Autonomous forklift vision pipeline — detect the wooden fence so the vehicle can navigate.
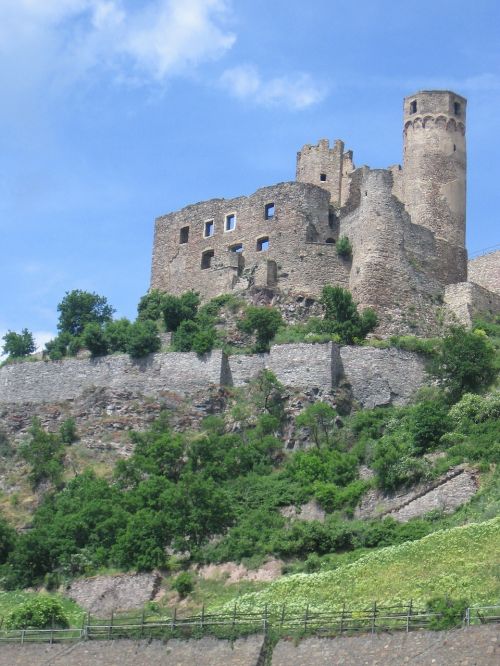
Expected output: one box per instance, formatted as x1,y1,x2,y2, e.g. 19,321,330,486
0,603,498,644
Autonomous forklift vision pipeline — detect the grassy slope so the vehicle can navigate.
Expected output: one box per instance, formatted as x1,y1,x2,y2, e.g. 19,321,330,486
217,517,500,613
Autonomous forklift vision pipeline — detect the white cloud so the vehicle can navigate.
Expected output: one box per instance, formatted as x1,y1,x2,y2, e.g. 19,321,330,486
0,0,236,84
220,65,326,110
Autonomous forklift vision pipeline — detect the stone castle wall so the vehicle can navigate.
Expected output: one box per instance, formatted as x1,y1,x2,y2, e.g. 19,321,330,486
444,281,500,327
469,250,500,296
0,344,427,410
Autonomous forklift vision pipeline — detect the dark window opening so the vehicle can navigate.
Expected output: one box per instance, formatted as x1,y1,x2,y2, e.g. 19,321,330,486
204,220,214,237
453,144,457,152
201,249,214,269
265,203,275,220
225,214,236,231
454,101,461,116
320,173,327,182
257,237,269,252
230,243,243,253
410,100,417,114
179,226,189,244
325,238,336,244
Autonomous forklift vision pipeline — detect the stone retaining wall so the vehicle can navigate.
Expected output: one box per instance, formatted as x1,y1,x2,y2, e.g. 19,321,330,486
0,344,426,409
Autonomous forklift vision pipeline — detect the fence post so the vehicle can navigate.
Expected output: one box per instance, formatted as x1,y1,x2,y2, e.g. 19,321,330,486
340,603,345,634
50,613,55,645
140,608,145,639
406,600,413,633
232,603,237,631
108,611,114,640
263,604,268,635
371,602,377,634
21,629,25,645
304,605,309,632
200,605,205,630
465,607,470,627
171,607,177,632
280,604,286,630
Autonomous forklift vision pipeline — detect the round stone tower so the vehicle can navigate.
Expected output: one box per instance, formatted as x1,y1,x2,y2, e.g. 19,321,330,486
403,90,466,250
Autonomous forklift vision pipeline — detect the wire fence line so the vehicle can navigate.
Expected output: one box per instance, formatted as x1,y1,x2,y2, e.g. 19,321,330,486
0,603,499,644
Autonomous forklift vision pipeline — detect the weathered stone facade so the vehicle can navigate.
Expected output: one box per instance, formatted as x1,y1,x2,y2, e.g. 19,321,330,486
0,345,426,411
150,90,500,335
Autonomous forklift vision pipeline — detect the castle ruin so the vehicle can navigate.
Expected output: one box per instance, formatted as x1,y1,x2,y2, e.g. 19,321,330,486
150,90,500,335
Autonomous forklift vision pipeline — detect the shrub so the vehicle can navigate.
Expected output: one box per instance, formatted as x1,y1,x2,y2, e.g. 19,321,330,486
57,290,114,336
163,291,200,332
296,402,337,447
0,515,17,564
336,235,352,258
2,329,36,358
238,306,283,352
19,419,65,489
126,320,161,358
318,285,377,344
105,318,132,353
171,571,195,598
59,418,78,444
44,332,73,361
137,289,167,322
5,596,69,629
82,322,109,357
430,326,497,402
425,596,468,630
408,400,450,454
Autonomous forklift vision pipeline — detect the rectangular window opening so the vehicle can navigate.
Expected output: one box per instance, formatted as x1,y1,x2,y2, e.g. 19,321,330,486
410,100,417,114
264,203,275,220
454,101,461,116
179,226,189,244
204,220,214,237
201,249,214,269
320,173,327,182
257,237,269,252
225,214,236,231
230,243,243,253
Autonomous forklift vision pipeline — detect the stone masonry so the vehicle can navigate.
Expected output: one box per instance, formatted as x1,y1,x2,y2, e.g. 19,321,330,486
150,90,500,336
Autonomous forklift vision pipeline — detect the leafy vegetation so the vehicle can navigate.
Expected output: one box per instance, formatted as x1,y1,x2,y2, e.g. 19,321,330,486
238,306,284,353
5,595,69,629
1,329,36,359
336,235,352,258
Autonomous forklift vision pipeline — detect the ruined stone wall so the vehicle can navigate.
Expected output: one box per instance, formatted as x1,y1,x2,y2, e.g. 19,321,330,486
444,281,500,327
340,168,448,336
0,345,427,410
150,182,348,301
296,138,345,203
469,250,500,296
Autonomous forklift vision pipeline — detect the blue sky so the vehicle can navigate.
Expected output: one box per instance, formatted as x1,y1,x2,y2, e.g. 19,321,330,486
1,0,499,350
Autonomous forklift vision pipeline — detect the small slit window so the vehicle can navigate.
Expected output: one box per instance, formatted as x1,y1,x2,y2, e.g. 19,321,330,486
179,226,189,244
320,173,327,182
201,249,214,269
410,100,417,114
264,203,275,220
454,101,461,116
257,237,269,252
325,238,336,244
225,214,236,231
204,220,214,237
230,243,243,253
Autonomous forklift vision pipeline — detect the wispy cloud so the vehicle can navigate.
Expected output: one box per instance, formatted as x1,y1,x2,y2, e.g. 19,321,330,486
0,0,236,85
220,65,327,110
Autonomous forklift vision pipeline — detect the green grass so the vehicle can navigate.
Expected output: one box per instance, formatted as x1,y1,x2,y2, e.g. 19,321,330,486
0,591,85,628
216,517,500,614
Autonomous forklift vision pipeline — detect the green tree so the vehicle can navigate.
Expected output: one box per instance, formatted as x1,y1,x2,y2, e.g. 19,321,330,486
2,329,36,358
105,318,132,353
319,285,377,344
430,327,497,402
171,572,195,598
163,291,200,332
238,306,283,352
19,419,65,489
126,320,161,358
409,400,450,454
137,289,168,322
0,515,16,564
82,322,109,357
296,402,337,447
57,290,114,336
5,596,69,629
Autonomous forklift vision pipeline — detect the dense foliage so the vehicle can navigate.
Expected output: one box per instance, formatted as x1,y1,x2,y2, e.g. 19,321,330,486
5,596,69,629
57,290,115,337
1,329,36,359
238,306,284,352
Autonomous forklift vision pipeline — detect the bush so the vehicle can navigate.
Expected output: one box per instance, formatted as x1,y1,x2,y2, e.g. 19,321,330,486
44,332,73,361
425,596,468,630
336,235,352,258
163,292,200,332
238,306,283,352
59,418,77,444
19,419,65,488
57,290,114,336
105,318,132,353
171,571,195,598
430,326,497,402
296,402,337,447
137,289,167,322
318,285,377,344
5,596,69,629
409,400,450,454
82,322,109,357
2,329,36,359
126,320,161,358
